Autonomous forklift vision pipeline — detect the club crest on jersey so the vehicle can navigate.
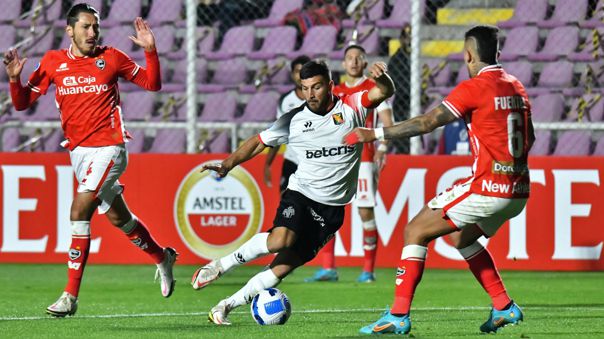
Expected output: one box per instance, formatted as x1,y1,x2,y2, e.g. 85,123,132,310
332,112,344,125
95,58,106,70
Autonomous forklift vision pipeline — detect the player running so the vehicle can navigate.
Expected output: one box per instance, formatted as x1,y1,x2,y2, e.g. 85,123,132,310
4,3,177,317
263,55,310,193
345,25,534,334
191,60,395,325
305,44,394,283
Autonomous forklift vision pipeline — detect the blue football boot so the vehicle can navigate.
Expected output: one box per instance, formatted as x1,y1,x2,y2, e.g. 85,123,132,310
359,308,411,335
357,271,376,283
480,302,524,333
303,268,338,282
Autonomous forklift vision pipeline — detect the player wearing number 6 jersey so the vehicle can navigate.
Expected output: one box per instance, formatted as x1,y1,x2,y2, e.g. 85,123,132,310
345,25,535,335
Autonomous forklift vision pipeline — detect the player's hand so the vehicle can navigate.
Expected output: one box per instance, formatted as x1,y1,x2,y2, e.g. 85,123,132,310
374,149,386,171
367,62,387,80
343,127,377,145
4,49,26,82
129,17,156,52
263,166,272,188
200,162,229,178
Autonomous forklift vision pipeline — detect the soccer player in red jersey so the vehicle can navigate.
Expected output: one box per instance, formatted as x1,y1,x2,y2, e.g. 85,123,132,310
3,3,177,317
305,44,394,283
345,25,535,334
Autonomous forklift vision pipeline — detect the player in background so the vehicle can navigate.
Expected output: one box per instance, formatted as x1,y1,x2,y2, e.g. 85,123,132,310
305,44,394,283
345,25,534,334
4,3,177,317
191,60,395,325
263,55,311,193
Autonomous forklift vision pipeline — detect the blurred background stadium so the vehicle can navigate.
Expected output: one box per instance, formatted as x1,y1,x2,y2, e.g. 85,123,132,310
0,0,602,155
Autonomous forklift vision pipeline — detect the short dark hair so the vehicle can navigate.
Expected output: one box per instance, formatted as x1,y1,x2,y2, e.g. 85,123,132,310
465,25,499,65
66,3,100,27
291,55,311,71
344,44,366,56
300,60,331,81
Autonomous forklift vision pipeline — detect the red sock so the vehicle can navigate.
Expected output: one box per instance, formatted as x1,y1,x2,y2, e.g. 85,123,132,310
125,218,164,264
362,225,378,273
465,246,511,310
64,235,90,297
322,238,336,269
391,245,427,315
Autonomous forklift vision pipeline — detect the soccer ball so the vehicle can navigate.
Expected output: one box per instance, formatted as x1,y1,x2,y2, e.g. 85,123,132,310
250,288,291,325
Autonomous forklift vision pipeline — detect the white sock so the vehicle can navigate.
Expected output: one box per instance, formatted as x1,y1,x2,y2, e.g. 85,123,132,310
219,232,270,272
225,269,280,309
458,241,485,260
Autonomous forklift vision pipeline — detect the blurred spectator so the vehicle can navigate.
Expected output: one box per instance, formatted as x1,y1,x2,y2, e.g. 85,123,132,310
387,25,411,153
197,0,270,35
282,0,345,38
438,120,470,155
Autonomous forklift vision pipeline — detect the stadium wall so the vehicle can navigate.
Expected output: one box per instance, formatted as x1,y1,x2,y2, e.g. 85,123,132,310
0,153,602,271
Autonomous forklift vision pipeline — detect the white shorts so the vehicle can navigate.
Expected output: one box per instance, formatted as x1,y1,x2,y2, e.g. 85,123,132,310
428,180,527,237
70,144,128,214
355,162,378,208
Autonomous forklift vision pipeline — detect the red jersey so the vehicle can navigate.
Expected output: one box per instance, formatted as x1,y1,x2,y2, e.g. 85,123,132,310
11,46,161,150
333,77,390,162
442,65,532,198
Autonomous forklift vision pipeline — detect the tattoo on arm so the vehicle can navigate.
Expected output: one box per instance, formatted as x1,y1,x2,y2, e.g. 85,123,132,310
383,104,458,140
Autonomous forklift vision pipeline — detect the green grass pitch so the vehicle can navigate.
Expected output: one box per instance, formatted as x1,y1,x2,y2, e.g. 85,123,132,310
2,264,603,338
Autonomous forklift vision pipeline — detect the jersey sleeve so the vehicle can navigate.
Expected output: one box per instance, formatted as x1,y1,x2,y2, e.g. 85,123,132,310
26,53,53,95
442,81,476,119
114,48,141,81
376,98,391,112
343,91,372,121
258,111,294,147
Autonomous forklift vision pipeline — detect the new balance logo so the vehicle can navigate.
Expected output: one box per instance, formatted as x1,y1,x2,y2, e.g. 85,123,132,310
68,261,81,270
56,63,69,72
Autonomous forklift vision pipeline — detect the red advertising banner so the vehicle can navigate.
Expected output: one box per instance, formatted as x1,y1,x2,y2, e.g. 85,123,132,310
0,153,602,271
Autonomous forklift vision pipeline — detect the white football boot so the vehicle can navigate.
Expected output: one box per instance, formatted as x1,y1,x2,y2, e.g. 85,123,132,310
208,299,233,325
155,247,178,297
191,260,223,290
46,292,78,317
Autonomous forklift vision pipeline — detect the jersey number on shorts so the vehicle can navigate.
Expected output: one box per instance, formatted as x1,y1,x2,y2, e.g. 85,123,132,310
358,178,369,192
507,112,524,158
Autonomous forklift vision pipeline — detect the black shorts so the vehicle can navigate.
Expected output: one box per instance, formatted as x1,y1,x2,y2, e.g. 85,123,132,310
279,159,298,193
272,190,345,263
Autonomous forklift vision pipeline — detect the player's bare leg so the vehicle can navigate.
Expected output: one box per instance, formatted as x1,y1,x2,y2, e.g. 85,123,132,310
449,227,522,333
47,191,98,317
208,249,303,325
358,206,378,282
193,227,297,290
107,194,177,298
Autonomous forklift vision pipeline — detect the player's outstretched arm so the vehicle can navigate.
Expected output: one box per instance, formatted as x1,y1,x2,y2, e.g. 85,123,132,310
344,103,457,145
201,135,267,178
366,62,395,106
263,146,279,187
129,17,156,52
4,49,40,110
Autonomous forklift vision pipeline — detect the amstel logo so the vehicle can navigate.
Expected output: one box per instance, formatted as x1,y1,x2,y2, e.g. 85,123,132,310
174,162,263,259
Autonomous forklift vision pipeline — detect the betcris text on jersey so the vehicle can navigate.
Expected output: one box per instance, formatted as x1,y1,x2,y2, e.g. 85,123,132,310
305,145,356,159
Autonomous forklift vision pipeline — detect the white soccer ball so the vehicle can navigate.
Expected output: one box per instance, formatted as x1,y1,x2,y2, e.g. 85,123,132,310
250,288,291,325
